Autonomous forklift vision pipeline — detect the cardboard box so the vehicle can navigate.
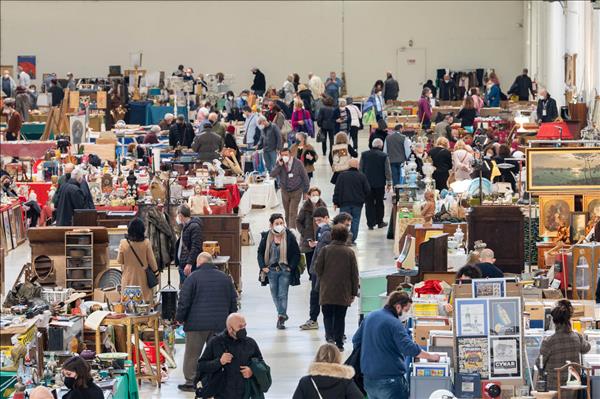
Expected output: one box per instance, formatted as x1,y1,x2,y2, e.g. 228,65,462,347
414,317,451,347
524,301,545,329
542,288,563,299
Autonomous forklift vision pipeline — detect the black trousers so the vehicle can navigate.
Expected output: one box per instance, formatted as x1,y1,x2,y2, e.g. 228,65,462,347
365,187,385,227
349,126,359,151
322,304,348,346
321,128,335,155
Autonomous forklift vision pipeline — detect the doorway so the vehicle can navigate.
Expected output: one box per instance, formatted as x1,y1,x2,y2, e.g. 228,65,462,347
396,48,427,100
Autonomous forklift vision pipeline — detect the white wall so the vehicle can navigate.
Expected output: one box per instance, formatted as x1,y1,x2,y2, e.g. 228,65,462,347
0,1,525,98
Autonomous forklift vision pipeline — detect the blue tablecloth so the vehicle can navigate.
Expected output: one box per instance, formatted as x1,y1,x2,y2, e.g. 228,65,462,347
146,106,188,125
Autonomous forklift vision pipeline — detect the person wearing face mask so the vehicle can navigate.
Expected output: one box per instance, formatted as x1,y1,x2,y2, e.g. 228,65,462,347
270,147,310,229
383,72,399,103
55,168,86,226
439,73,457,101
296,187,327,269
1,70,16,98
536,88,558,123
174,205,204,285
48,78,65,107
300,210,353,331
169,114,194,148
257,213,301,329
196,313,266,399
333,158,371,244
352,291,440,399
2,99,23,141
175,252,238,392
242,106,260,147
290,132,318,180
484,76,501,107
360,138,392,230
61,355,103,399
28,85,38,110
314,224,359,351
256,115,283,173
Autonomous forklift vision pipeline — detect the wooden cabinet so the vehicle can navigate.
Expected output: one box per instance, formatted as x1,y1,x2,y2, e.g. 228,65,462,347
198,215,242,290
467,206,524,274
572,243,600,300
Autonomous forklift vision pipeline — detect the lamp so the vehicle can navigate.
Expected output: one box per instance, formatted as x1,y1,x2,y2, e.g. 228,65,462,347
514,111,529,133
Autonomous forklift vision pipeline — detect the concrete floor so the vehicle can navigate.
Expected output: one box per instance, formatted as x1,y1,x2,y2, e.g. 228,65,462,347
3,133,396,398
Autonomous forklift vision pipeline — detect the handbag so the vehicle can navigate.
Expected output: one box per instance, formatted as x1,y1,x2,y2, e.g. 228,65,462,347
303,110,314,137
195,365,226,398
377,117,388,130
127,239,159,289
310,378,323,399
316,128,324,143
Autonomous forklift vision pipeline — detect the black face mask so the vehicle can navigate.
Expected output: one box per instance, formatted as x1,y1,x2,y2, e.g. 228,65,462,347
64,376,76,389
235,328,247,340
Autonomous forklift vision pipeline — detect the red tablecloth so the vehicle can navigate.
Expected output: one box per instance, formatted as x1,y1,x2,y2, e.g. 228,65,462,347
537,121,573,139
15,182,52,205
1,141,56,158
208,184,240,213
95,205,137,212
211,203,229,215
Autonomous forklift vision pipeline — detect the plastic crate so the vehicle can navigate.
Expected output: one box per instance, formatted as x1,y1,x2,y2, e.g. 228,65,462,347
41,288,73,304
132,341,165,366
409,375,453,399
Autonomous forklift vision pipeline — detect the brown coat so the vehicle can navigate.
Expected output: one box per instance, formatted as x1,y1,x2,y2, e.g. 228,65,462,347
539,325,591,395
117,239,159,302
290,143,318,173
296,197,327,252
314,241,359,306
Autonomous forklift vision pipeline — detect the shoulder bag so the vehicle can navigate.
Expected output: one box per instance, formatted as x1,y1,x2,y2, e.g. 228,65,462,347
127,239,159,289
310,378,323,399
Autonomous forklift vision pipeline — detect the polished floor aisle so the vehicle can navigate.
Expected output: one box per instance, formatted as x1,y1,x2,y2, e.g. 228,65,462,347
4,133,397,398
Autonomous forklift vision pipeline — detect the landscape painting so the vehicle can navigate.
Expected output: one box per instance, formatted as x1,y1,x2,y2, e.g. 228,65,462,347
527,148,600,192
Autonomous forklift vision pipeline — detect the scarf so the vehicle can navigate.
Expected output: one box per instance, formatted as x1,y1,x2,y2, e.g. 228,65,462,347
264,229,288,267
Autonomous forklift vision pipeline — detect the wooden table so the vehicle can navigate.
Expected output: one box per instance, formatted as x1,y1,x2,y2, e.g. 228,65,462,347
94,313,161,388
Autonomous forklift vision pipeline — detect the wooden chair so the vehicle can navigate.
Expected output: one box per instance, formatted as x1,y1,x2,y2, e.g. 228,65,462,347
554,362,591,399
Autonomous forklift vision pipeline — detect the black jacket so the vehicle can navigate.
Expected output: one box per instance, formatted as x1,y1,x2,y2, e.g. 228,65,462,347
368,129,388,149
55,179,86,226
508,74,533,100
298,89,314,117
293,362,363,399
175,264,238,331
457,107,477,128
537,96,559,123
257,229,301,271
63,380,104,399
48,85,65,106
317,105,336,131
333,168,371,207
439,80,456,101
176,217,204,267
476,262,504,278
251,70,266,92
80,179,95,210
383,78,399,102
359,149,391,189
169,122,195,147
197,330,263,399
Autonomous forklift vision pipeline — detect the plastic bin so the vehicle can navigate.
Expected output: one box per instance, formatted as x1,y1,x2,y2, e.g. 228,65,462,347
132,341,165,366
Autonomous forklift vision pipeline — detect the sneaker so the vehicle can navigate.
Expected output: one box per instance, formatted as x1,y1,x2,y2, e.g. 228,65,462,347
378,222,388,228
177,384,195,392
276,316,286,330
299,320,319,330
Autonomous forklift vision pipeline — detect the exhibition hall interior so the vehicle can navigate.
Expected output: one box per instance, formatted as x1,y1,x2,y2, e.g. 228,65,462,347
2,1,600,398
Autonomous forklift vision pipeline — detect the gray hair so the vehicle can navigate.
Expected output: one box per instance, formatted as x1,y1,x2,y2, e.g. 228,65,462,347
256,115,267,124
164,113,174,120
338,98,347,107
372,138,384,149
196,252,213,265
150,125,161,133
71,168,84,181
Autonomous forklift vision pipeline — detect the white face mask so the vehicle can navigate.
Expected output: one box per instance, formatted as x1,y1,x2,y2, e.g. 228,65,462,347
228,96,233,100
273,224,285,234
310,195,320,204
317,222,327,228
241,96,248,101
399,313,410,322
281,156,290,163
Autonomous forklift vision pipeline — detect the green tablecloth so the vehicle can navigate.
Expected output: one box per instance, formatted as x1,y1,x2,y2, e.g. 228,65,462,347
0,371,17,398
0,122,50,140
113,364,139,399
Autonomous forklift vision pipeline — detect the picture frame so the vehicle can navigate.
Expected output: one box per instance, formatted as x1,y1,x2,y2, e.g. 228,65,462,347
472,278,506,298
583,194,600,220
2,208,14,250
456,298,488,336
490,336,521,378
539,195,575,237
457,336,489,378
107,227,127,266
489,298,521,336
570,212,589,243
526,147,600,192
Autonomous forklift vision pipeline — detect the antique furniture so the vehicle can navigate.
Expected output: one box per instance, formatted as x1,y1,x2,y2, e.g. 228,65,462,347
571,243,600,300
198,215,242,290
65,231,94,293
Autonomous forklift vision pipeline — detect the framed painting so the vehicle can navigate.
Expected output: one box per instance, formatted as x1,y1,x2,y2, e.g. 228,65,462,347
539,195,575,237
17,56,36,79
570,212,589,243
490,336,521,378
457,336,489,378
583,195,600,220
107,227,127,266
456,298,488,337
472,278,506,298
489,297,521,336
526,147,600,192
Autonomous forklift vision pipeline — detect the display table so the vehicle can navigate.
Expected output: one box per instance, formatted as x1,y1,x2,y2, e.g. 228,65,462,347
208,184,240,213
147,105,188,124
16,182,52,205
394,216,425,256
0,141,56,158
126,101,153,125
94,313,161,388
447,251,468,272
238,180,279,215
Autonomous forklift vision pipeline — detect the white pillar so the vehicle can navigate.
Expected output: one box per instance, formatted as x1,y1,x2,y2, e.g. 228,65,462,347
565,0,585,99
544,1,566,107
593,7,600,99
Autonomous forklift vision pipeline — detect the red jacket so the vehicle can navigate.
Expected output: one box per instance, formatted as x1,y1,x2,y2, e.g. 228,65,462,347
291,109,310,131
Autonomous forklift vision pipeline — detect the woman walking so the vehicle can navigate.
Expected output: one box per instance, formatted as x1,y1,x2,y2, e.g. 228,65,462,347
257,213,301,330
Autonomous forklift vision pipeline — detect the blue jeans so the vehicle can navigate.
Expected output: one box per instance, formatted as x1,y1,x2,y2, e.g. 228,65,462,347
263,150,277,173
267,268,290,317
391,163,404,186
364,376,409,399
340,205,362,243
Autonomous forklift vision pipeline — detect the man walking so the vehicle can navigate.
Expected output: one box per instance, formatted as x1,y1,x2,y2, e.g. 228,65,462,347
360,138,392,230
384,125,411,185
383,72,399,102
197,313,265,399
251,68,266,97
175,205,203,285
325,72,343,104
176,252,238,392
508,68,535,101
333,158,370,244
257,115,282,172
270,147,309,229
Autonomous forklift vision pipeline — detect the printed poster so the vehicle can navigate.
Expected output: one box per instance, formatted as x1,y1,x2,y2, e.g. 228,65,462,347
490,337,521,378
17,55,36,79
457,337,489,378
